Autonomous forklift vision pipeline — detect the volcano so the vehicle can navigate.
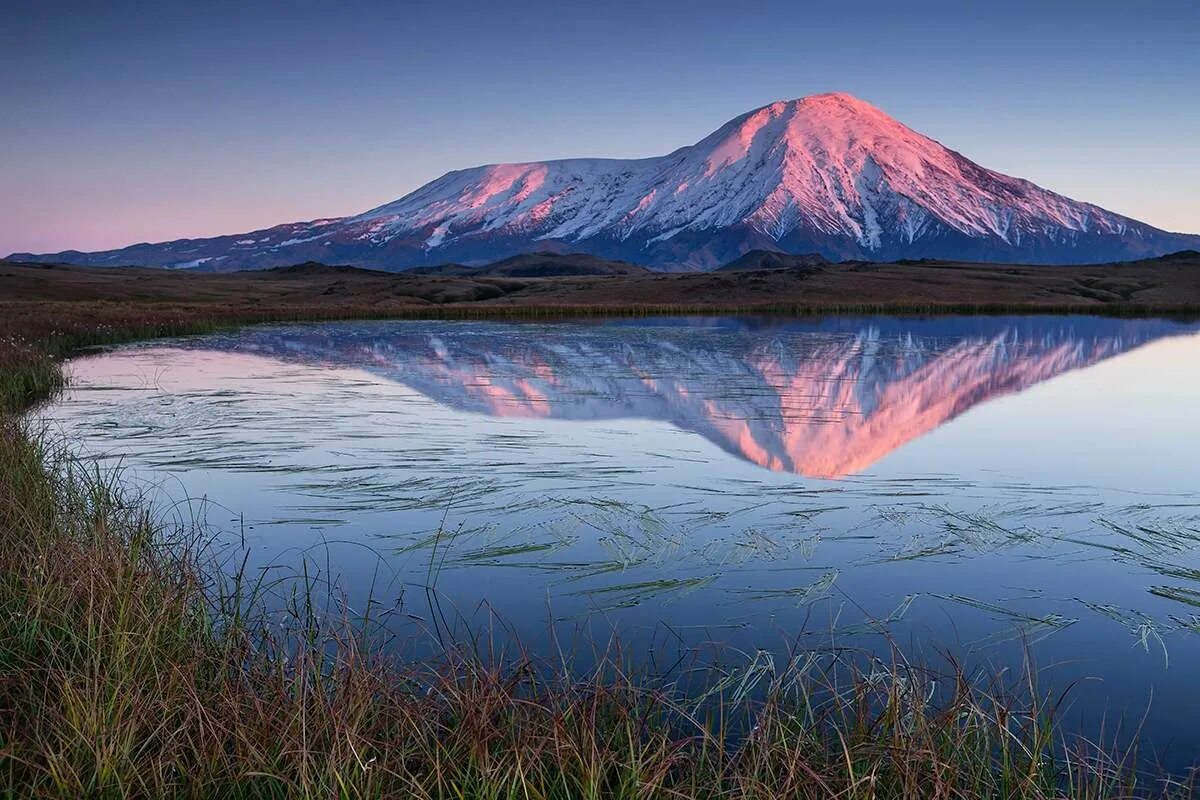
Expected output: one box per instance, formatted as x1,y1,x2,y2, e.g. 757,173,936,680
14,93,1199,271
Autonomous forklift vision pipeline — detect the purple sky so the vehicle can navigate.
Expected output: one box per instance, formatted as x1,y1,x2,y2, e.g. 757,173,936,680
3,0,1198,256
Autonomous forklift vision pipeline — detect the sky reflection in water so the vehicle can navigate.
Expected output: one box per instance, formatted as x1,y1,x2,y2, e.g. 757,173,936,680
42,315,1200,761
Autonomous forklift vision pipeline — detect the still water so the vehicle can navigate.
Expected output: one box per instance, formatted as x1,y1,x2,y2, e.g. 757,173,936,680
43,316,1200,759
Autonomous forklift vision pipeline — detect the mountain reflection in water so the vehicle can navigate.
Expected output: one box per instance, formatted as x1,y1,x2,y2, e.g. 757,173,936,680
186,316,1197,477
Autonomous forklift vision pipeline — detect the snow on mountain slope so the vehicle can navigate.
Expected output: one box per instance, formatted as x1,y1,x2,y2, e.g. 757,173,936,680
12,93,1200,270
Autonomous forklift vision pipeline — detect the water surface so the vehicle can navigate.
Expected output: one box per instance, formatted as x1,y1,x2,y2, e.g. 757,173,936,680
44,315,1200,761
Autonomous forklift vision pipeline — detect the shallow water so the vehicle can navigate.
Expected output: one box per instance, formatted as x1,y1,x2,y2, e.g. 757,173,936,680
43,315,1200,762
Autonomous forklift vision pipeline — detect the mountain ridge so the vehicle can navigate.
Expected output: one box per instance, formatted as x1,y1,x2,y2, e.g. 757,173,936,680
405,251,649,278
12,93,1199,271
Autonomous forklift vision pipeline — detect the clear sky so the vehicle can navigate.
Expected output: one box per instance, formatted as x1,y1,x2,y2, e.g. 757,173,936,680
3,0,1198,256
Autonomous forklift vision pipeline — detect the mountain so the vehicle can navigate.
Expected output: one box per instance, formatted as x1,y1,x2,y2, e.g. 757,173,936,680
12,93,1199,271
183,316,1200,477
716,250,829,271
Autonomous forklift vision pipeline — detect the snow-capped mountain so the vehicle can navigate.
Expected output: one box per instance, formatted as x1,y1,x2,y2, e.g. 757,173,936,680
13,93,1199,271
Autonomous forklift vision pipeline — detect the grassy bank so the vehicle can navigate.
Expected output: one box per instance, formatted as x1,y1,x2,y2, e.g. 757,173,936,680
1,310,1197,798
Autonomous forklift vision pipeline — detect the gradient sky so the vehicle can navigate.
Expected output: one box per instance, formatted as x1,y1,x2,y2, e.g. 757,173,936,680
3,0,1198,256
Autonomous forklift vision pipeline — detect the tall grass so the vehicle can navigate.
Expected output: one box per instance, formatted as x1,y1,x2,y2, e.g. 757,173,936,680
1,308,1197,797
0,338,63,413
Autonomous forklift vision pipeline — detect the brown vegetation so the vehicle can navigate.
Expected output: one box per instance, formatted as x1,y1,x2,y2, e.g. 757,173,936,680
3,251,1199,321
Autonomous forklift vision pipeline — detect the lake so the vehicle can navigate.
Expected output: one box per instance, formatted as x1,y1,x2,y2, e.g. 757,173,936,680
42,315,1200,763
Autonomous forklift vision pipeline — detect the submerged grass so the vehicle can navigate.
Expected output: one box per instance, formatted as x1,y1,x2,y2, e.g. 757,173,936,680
2,308,1199,797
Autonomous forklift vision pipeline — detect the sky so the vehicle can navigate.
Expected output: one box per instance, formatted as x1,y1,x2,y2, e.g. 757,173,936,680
2,0,1198,256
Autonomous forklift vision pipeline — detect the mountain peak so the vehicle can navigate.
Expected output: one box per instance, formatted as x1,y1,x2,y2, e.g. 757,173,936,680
746,92,894,126
784,91,879,110
699,92,930,186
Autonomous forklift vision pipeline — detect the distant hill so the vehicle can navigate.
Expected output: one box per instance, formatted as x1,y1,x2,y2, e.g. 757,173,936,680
265,261,392,277
716,250,829,271
407,252,649,278
1156,249,1200,262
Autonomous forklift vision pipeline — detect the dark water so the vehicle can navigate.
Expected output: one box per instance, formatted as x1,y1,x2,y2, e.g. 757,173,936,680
43,315,1200,764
